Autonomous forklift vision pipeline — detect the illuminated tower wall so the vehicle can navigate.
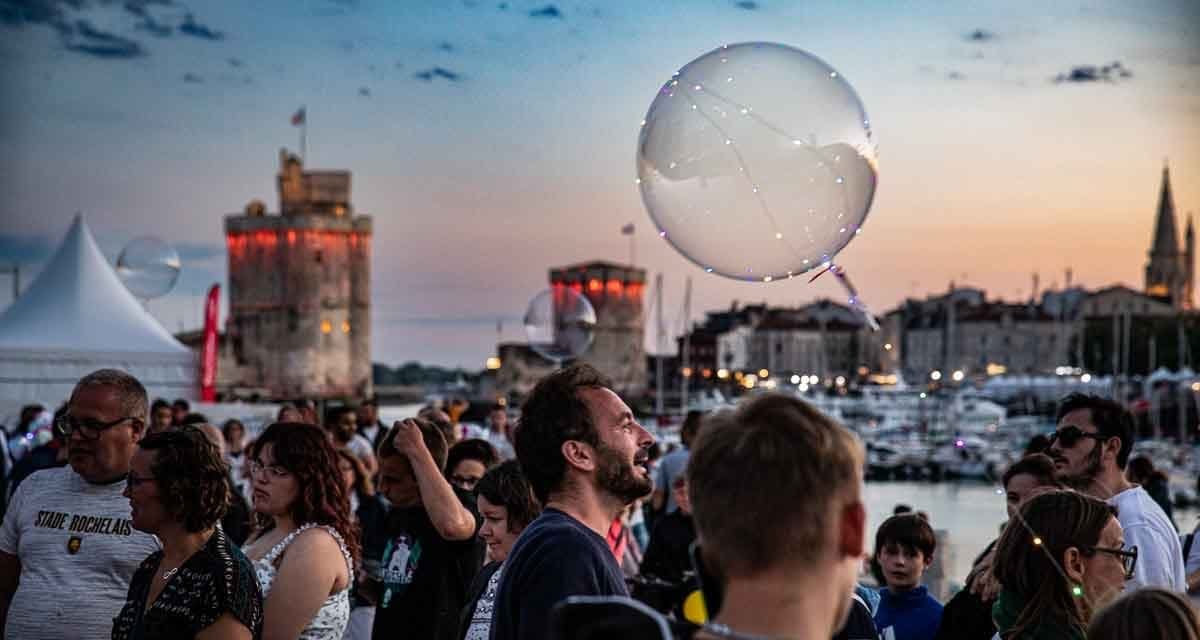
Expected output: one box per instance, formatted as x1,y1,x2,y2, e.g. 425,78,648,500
224,149,372,399
549,261,647,395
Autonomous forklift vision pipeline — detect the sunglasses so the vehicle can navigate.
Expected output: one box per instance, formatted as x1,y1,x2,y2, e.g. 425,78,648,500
1082,544,1138,580
1047,425,1107,449
56,413,137,440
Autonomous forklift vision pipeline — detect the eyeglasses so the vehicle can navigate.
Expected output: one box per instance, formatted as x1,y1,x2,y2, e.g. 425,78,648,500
56,413,137,440
249,460,291,480
1082,544,1138,580
125,473,156,490
1047,425,1107,449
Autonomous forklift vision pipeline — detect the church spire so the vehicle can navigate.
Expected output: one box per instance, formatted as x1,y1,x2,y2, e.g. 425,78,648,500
1150,162,1179,258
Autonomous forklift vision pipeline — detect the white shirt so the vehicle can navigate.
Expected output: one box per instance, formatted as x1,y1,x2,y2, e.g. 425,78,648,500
344,434,375,462
1109,485,1186,591
0,466,160,640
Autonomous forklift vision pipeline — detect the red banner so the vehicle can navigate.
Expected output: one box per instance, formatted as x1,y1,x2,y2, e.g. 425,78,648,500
200,284,220,402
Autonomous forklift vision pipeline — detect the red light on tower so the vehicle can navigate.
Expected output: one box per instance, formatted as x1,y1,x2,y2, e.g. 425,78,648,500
569,282,582,294
606,279,623,294
588,279,603,293
287,230,296,245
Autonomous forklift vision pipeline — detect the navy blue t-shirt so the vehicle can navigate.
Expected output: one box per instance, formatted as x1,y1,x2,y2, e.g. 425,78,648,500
489,508,627,640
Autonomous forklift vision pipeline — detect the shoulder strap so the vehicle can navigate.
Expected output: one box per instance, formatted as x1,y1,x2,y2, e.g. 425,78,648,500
264,522,318,563
1184,532,1195,559
316,524,355,583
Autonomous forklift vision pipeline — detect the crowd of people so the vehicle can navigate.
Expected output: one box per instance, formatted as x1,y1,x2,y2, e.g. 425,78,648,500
1,366,1200,639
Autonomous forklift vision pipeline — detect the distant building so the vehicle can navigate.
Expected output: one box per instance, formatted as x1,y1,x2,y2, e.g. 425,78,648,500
548,262,648,395
221,149,372,400
1145,163,1194,309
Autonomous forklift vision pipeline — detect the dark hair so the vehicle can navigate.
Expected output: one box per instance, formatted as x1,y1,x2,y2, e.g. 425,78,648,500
688,392,863,578
181,412,209,426
475,459,541,533
221,419,245,440
138,425,229,532
1056,393,1136,468
516,364,613,503
993,490,1117,638
335,448,375,498
325,405,355,428
250,423,361,564
1024,434,1050,456
1088,588,1200,640
874,513,936,561
73,369,149,423
446,439,499,476
893,504,913,515
377,417,449,471
681,410,704,446
1126,455,1168,485
150,399,170,413
172,398,190,411
1002,453,1060,489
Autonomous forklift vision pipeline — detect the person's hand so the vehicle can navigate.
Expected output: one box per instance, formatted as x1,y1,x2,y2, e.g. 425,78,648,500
391,418,430,459
968,550,1000,601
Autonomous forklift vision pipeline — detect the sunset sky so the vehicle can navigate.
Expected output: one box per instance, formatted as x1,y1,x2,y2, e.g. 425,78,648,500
1,0,1198,368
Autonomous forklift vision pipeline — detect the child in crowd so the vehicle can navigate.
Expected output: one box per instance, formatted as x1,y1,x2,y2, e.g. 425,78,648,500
873,514,943,640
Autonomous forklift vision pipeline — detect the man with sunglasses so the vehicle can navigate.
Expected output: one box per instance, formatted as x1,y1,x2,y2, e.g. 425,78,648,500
0,369,159,639
1049,392,1185,592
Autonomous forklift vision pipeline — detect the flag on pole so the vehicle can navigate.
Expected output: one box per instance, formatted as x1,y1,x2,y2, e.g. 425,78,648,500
291,107,306,126
621,223,635,235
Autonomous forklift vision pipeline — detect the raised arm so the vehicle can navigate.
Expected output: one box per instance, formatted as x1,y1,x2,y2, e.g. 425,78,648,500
393,419,477,541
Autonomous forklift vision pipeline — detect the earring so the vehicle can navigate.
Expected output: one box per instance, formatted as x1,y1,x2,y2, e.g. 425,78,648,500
1071,585,1083,597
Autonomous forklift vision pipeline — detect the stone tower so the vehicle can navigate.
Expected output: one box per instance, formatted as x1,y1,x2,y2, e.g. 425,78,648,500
548,261,647,395
1145,163,1192,309
224,149,372,399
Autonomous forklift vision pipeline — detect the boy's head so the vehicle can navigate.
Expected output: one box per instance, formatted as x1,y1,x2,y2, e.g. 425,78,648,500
873,514,935,592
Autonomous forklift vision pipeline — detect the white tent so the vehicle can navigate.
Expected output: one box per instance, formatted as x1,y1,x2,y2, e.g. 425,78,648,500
0,215,197,421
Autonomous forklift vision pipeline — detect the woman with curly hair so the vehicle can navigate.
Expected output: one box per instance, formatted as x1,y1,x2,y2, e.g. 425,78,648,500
113,425,263,640
992,490,1133,640
242,423,360,640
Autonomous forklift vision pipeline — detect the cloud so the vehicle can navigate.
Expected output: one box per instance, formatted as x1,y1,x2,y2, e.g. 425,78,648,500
183,72,202,83
413,67,462,82
947,70,965,80
66,19,145,58
179,13,222,40
0,0,72,35
437,41,455,53
228,57,242,67
966,29,994,42
358,86,371,96
1053,61,1132,84
734,1,759,9
0,233,55,263
529,5,562,19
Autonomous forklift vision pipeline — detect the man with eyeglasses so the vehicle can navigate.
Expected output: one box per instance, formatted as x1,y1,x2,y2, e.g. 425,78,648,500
1049,392,1185,592
0,369,160,639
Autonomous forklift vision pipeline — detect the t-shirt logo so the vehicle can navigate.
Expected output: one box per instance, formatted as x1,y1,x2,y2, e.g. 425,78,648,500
67,536,82,554
380,534,421,608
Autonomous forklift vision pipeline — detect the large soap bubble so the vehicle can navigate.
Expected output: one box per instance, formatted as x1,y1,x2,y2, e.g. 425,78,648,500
116,236,182,300
523,287,597,365
637,42,878,282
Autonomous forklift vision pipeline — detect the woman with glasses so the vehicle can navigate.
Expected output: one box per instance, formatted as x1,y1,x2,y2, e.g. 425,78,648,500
112,425,263,639
992,490,1134,640
242,423,360,640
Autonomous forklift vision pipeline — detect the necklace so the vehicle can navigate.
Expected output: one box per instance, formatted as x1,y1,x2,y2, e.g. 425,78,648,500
161,566,180,580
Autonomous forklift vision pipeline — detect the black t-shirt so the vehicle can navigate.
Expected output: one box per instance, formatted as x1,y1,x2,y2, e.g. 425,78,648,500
640,511,696,584
490,508,628,640
368,486,484,640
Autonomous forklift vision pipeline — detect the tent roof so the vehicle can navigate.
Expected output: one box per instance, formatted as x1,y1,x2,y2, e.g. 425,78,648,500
0,215,189,354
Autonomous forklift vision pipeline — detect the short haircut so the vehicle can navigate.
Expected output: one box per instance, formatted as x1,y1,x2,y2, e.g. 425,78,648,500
221,419,245,439
475,459,541,533
377,417,449,471
874,514,936,560
515,364,613,503
181,412,209,426
687,392,864,578
138,425,229,532
1056,393,1136,468
172,398,190,411
446,439,499,474
1002,453,1060,489
417,407,456,446
1088,588,1200,640
72,369,148,423
151,398,170,413
681,410,704,446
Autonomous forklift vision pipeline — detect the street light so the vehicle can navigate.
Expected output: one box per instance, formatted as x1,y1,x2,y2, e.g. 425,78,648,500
930,370,942,381
790,374,801,384
951,370,964,382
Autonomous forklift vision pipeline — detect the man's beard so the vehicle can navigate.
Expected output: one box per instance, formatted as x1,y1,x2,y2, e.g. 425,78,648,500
1056,444,1103,491
595,441,652,505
